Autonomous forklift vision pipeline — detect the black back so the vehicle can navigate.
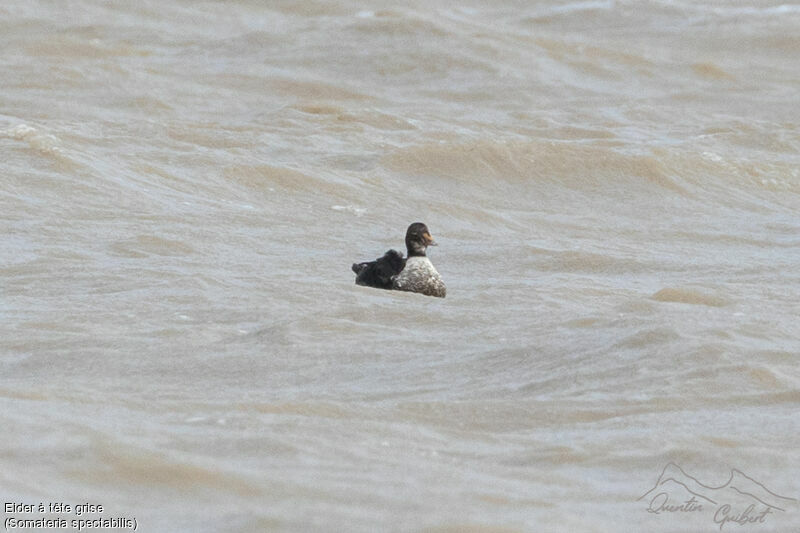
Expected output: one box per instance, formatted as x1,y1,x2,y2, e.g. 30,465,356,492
352,250,406,289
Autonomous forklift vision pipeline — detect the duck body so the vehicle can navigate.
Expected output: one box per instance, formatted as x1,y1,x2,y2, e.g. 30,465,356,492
392,256,446,298
351,222,446,298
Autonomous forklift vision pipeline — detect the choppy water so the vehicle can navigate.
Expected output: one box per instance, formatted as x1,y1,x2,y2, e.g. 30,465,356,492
2,1,799,532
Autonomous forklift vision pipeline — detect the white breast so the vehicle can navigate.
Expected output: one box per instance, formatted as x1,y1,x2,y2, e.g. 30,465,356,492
392,257,446,298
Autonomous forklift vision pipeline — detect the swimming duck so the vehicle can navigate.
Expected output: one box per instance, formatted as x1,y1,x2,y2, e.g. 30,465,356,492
351,222,446,298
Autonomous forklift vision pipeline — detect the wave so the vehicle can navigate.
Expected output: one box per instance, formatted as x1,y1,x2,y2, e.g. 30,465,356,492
383,139,689,193
651,287,730,307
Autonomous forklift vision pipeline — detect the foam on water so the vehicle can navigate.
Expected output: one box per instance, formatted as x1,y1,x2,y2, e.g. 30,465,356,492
5,124,63,155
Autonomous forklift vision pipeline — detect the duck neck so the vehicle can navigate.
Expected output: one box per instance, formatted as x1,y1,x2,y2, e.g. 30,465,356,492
406,246,427,258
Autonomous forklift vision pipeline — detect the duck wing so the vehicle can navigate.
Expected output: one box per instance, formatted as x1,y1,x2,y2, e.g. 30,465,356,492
352,249,405,289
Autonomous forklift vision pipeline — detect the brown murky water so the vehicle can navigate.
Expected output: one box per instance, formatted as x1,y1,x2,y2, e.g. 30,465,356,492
2,1,799,531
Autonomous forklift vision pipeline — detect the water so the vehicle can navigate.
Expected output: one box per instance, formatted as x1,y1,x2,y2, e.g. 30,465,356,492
2,1,799,531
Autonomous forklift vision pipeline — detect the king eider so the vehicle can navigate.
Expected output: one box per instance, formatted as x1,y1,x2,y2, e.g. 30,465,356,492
351,222,446,298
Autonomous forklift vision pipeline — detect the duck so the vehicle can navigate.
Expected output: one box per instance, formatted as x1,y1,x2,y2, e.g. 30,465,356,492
351,222,446,298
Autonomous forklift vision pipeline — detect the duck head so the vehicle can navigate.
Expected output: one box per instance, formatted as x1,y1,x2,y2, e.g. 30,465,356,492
405,222,437,257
